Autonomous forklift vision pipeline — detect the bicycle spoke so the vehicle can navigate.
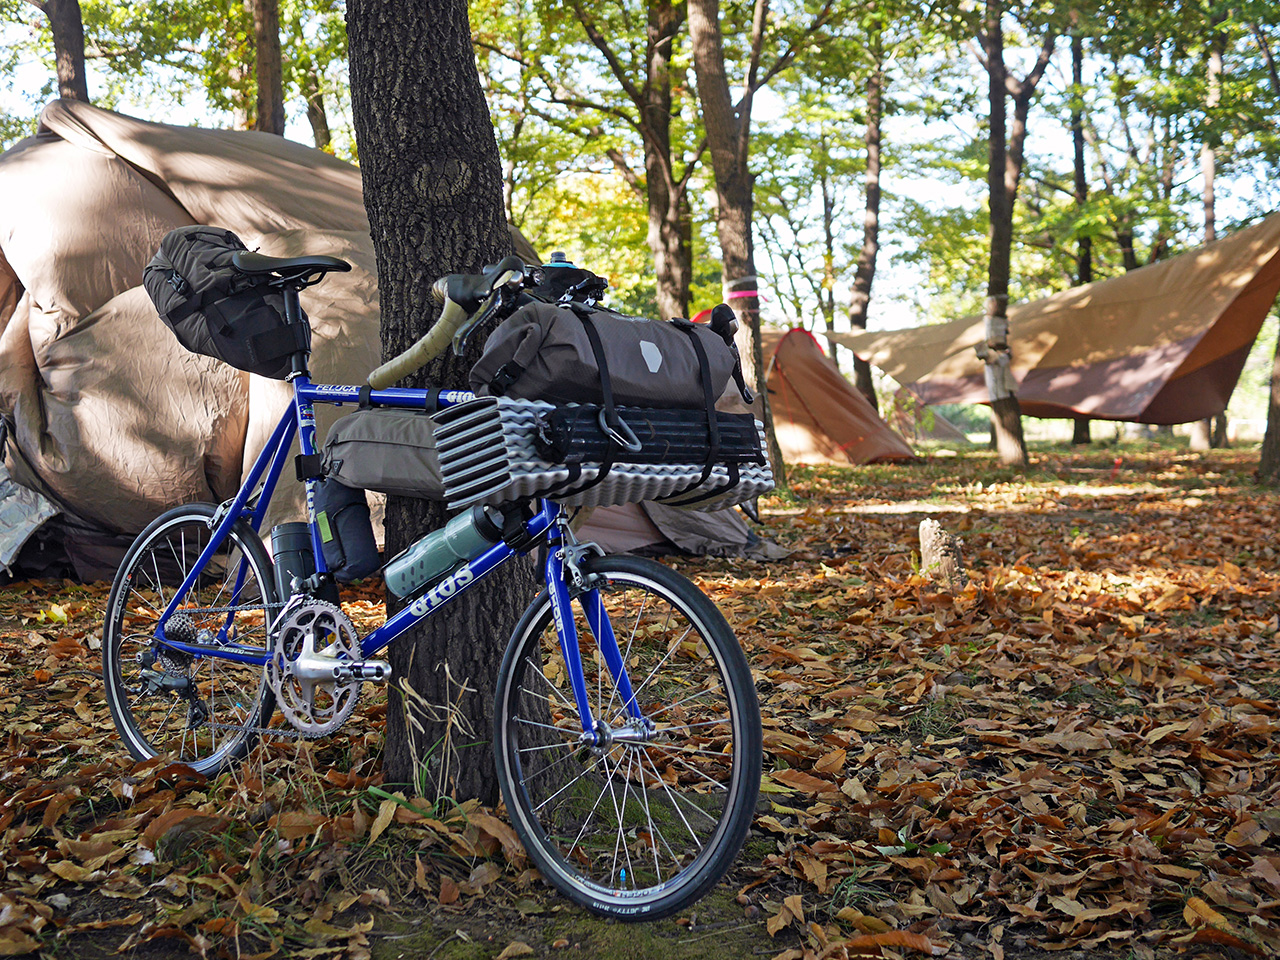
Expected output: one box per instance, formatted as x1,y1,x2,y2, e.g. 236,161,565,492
641,749,707,846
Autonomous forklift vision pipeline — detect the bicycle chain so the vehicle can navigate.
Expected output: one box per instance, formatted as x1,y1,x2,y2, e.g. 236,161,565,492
163,601,289,617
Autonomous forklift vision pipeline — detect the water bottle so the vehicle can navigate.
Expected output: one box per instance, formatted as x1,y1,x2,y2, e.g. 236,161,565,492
383,505,504,598
545,251,576,268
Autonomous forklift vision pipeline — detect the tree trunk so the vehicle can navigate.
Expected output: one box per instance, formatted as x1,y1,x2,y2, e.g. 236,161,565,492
575,0,693,321
846,52,883,410
27,0,90,101
644,0,693,321
1189,419,1212,451
252,0,286,135
346,0,534,802
1201,11,1227,447
1070,27,1090,446
687,0,786,486
302,66,332,150
980,0,1028,465
1259,329,1280,483
820,158,838,359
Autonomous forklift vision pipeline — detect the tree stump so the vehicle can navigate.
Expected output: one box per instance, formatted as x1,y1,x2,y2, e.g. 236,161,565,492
919,518,967,591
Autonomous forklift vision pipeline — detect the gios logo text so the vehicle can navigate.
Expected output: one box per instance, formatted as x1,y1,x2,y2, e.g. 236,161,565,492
408,567,475,616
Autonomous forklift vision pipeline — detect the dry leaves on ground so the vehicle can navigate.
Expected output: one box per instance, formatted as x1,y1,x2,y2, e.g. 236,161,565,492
0,449,1276,960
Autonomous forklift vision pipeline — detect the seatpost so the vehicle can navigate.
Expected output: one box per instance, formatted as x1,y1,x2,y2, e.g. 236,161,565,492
282,286,311,379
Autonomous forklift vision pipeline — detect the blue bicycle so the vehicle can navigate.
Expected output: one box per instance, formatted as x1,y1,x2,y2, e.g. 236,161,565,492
101,251,762,919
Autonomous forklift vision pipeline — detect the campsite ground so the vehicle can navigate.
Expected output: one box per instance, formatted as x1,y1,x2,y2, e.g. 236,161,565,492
1,441,1277,960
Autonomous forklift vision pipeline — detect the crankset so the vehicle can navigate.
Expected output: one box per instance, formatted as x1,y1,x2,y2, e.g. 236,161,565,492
267,599,390,738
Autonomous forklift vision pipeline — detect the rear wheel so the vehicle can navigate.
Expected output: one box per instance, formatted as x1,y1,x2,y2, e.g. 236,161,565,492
102,504,278,776
493,555,761,920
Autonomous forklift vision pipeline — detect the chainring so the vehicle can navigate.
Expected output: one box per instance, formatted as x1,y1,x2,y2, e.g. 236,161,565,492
268,599,361,738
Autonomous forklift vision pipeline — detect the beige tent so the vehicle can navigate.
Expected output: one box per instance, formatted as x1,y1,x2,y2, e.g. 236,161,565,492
576,501,788,559
762,328,916,464
825,212,1280,423
0,99,534,577
0,100,768,576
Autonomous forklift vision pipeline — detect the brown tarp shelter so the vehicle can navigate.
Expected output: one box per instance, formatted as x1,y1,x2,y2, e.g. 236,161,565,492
763,328,916,464
824,212,1280,424
0,100,767,577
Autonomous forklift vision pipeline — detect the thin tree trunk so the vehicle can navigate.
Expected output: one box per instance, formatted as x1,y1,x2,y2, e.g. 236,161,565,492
346,0,533,802
1196,10,1226,449
980,0,1028,465
1071,26,1091,446
1259,325,1280,480
26,0,90,101
687,0,786,487
847,52,883,410
302,66,332,150
576,0,692,321
820,158,838,359
253,0,286,135
643,0,693,320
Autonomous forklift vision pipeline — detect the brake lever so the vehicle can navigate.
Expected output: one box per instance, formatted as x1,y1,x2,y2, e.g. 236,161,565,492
450,266,526,355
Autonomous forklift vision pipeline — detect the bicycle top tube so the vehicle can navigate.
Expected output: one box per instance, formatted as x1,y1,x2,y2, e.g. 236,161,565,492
294,379,478,411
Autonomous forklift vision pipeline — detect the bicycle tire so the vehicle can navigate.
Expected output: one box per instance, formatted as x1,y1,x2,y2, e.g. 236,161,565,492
493,554,761,920
102,503,279,776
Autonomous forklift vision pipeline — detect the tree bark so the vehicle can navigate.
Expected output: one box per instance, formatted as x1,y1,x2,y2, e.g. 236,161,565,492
643,0,693,321
687,0,787,485
26,0,90,101
1200,10,1227,448
846,51,883,410
1260,329,1280,482
346,0,534,802
252,0,286,135
979,0,1029,465
1070,26,1090,446
302,66,333,150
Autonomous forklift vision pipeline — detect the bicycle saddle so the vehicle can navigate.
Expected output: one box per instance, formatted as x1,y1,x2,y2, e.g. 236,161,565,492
232,250,352,279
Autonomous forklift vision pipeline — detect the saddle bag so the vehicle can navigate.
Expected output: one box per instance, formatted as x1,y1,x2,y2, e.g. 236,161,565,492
321,408,447,501
143,225,309,380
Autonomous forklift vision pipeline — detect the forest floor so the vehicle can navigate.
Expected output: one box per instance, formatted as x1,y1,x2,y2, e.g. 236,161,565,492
1,444,1278,960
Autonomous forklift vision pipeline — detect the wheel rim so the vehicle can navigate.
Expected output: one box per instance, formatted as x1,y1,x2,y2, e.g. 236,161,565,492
105,512,273,770
503,568,748,906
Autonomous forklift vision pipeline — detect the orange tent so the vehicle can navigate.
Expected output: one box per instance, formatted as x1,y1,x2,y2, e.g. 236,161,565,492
762,328,916,464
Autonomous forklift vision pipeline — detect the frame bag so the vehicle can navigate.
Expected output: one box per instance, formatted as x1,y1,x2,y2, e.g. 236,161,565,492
313,479,381,582
143,225,309,380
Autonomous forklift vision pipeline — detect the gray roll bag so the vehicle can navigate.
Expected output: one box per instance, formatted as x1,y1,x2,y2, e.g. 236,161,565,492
469,300,737,406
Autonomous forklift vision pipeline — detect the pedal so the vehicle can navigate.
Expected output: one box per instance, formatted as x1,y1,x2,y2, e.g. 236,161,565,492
330,660,391,683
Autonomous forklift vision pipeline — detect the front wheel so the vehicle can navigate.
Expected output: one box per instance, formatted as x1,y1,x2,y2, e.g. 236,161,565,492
493,554,761,920
102,503,279,776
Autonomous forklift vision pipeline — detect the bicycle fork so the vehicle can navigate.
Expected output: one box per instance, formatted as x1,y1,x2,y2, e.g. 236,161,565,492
545,548,651,750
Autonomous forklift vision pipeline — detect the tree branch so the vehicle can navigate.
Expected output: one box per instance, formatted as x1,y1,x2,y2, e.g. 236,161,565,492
1251,22,1280,96
571,0,644,109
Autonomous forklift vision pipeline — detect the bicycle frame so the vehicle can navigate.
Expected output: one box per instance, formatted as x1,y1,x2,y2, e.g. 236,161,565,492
148,375,642,739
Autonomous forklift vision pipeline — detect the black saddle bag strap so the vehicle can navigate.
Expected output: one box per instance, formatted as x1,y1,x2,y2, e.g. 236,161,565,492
654,321,726,505
535,305,623,500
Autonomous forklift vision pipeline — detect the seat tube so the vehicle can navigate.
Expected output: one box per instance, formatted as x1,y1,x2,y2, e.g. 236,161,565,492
546,549,596,736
